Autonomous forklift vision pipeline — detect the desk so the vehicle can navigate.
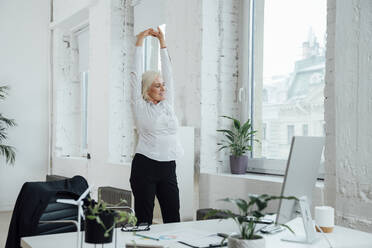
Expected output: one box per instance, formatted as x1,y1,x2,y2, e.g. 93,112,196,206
21,218,372,248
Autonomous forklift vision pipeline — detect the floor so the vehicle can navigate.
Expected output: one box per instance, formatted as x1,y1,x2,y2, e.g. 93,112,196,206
0,211,12,247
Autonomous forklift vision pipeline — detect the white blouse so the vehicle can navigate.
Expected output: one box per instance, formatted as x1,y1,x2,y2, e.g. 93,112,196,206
130,46,184,162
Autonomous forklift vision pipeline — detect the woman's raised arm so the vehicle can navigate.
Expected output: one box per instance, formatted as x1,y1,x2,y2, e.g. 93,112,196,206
151,27,174,105
130,29,153,103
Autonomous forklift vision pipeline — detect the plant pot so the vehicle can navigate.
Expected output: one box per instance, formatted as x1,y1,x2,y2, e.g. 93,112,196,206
230,155,248,174
228,235,265,248
85,211,115,244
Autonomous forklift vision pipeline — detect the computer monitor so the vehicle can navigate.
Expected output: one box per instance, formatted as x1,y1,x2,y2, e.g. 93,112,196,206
276,136,324,224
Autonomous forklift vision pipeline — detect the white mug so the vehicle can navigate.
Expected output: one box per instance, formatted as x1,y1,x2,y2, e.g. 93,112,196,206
314,206,334,233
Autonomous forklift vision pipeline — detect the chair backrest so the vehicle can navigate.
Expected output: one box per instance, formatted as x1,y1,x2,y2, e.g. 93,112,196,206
5,175,89,248
36,195,82,235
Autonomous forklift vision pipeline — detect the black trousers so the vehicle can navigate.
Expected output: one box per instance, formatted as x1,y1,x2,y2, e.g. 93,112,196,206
130,153,180,225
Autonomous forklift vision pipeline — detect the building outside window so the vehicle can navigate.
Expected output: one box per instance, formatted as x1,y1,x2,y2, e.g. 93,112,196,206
287,125,295,144
263,123,267,140
248,0,326,174
302,124,309,136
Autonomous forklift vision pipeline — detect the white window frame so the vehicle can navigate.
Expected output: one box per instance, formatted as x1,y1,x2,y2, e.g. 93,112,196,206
287,125,295,144
143,36,160,71
243,0,325,178
302,124,309,136
80,70,88,155
52,21,90,159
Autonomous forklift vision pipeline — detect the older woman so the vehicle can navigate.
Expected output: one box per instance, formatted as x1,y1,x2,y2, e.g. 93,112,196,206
129,27,184,225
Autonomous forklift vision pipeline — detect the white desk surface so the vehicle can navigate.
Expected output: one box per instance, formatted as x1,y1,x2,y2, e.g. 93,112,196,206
21,217,372,248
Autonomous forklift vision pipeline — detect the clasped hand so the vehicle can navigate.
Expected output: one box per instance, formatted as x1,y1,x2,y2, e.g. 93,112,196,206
136,27,166,48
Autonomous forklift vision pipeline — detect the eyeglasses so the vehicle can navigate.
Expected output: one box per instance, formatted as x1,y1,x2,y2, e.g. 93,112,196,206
121,223,151,232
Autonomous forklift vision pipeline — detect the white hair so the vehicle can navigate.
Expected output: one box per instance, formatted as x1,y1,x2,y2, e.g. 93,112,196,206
141,70,161,101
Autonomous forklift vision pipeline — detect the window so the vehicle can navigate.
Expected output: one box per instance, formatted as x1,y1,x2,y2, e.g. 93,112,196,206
263,123,267,140
54,26,89,157
263,89,268,103
247,0,326,174
287,125,294,144
81,71,88,153
322,123,326,136
302,124,308,136
143,24,166,71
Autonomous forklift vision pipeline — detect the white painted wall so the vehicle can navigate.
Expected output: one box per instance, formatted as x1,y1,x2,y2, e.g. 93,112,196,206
0,0,49,210
325,0,372,232
53,0,92,22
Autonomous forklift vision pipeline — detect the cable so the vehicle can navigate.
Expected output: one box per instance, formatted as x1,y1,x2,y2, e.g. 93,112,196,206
314,222,334,248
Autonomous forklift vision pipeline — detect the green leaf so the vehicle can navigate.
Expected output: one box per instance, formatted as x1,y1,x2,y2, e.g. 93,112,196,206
86,215,96,220
280,223,295,234
218,146,229,151
0,85,10,100
220,115,241,131
233,119,241,131
220,115,235,121
0,114,16,127
251,210,264,219
0,145,16,164
235,199,249,215
96,216,106,230
240,121,251,136
217,129,235,138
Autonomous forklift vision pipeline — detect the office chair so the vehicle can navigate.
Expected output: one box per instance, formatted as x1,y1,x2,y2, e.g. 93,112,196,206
5,175,89,248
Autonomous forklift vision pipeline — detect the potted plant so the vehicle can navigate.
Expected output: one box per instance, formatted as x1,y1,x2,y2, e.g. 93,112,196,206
0,85,16,165
210,194,297,248
217,116,258,174
84,198,137,244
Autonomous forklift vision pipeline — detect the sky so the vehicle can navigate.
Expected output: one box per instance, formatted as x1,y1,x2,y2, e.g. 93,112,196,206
262,0,326,78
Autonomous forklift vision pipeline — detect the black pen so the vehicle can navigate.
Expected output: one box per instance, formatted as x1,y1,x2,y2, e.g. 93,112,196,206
208,242,227,247
217,233,229,239
177,241,198,248
177,241,227,248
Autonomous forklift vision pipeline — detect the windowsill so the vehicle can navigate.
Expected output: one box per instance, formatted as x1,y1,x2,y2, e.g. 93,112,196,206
201,171,324,188
106,161,131,167
203,171,284,183
55,156,87,161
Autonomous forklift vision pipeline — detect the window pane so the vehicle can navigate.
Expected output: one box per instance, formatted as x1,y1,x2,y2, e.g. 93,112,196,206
303,124,308,136
54,28,89,157
287,125,294,144
253,0,326,160
81,71,88,153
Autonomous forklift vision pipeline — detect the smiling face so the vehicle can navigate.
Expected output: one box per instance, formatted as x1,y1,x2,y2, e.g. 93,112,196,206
147,75,165,103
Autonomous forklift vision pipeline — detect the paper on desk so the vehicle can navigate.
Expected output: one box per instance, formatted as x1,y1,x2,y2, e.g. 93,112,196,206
144,229,225,247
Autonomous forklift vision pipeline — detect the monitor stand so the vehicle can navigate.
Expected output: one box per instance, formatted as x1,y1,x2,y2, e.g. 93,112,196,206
281,196,319,244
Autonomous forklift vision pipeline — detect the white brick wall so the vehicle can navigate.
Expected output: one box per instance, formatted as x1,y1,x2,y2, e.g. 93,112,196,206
108,0,137,164
325,0,372,232
200,0,241,173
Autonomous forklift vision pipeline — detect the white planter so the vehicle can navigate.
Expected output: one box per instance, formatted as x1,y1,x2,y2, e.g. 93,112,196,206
228,235,265,248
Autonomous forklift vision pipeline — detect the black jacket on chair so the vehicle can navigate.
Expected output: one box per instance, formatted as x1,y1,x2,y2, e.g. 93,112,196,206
5,175,88,248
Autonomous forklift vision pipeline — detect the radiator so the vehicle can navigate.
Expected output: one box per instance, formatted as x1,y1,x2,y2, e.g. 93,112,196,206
98,186,132,208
